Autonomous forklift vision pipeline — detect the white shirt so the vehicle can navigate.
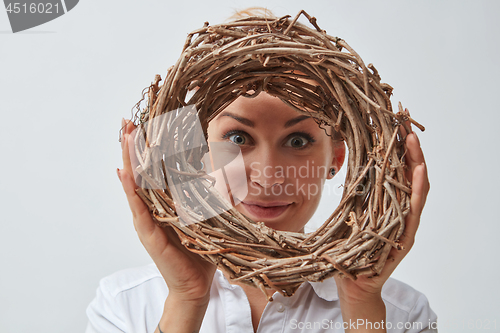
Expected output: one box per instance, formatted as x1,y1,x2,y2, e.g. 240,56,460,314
86,264,437,333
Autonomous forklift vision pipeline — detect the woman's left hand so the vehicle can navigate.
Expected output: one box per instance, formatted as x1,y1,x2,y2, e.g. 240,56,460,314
334,123,430,330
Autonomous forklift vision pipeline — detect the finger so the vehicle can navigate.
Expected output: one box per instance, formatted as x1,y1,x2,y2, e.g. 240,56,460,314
406,133,425,165
400,108,417,181
120,166,206,263
401,163,428,242
379,162,428,276
120,128,158,238
120,118,135,146
405,133,426,183
120,118,126,150
399,121,411,139
122,133,133,175
123,118,136,135
410,160,429,227
398,107,413,138
118,167,155,228
122,131,140,179
405,162,427,241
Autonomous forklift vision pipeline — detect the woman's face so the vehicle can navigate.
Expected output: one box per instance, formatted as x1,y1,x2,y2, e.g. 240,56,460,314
207,92,345,232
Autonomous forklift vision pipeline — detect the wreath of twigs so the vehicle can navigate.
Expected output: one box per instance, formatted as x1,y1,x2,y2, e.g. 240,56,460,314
128,10,425,300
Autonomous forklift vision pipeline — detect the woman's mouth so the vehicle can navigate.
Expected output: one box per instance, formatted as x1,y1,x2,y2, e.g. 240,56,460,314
240,201,292,220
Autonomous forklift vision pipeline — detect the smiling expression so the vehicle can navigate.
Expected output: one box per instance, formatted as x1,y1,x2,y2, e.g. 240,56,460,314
207,92,345,232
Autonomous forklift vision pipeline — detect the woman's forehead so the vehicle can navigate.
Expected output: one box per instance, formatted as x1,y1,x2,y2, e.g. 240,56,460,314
214,92,306,121
207,92,336,138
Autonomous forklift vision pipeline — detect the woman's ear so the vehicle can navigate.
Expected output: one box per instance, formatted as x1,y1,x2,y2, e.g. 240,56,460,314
328,140,346,179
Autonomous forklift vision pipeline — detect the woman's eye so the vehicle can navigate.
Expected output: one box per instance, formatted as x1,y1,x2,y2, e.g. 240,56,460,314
286,135,310,148
228,133,247,145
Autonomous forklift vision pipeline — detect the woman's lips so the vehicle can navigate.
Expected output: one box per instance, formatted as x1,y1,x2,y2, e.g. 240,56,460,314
240,201,292,220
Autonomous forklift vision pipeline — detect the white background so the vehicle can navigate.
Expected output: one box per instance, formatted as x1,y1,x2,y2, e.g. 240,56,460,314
1,1,499,332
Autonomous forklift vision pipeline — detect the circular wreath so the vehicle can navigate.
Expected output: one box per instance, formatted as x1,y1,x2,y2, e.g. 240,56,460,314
129,10,424,299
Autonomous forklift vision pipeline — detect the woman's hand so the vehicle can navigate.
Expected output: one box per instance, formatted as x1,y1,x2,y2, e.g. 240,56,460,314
118,119,216,332
334,116,430,331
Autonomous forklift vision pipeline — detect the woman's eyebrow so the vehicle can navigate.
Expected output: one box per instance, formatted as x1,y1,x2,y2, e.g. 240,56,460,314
219,111,254,127
219,111,310,128
284,115,310,128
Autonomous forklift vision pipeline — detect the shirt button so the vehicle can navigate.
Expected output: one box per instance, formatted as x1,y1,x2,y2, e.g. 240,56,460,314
276,302,285,313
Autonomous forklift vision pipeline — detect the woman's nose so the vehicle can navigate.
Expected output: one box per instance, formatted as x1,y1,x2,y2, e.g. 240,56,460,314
248,150,285,188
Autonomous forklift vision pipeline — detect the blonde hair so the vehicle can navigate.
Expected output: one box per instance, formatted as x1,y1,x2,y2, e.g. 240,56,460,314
226,7,277,21
225,7,342,142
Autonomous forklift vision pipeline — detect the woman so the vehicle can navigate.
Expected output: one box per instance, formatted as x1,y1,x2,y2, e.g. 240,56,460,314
86,11,435,333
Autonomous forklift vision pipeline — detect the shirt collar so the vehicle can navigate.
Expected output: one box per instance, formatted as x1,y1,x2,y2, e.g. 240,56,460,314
308,277,339,301
215,269,339,301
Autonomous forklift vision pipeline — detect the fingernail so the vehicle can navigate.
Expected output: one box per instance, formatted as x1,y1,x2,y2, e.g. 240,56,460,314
117,168,122,181
121,118,126,128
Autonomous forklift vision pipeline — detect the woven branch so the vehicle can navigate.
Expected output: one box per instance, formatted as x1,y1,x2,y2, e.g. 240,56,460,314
129,10,424,298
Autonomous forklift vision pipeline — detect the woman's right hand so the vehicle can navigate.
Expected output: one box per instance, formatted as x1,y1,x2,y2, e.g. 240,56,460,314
118,119,216,332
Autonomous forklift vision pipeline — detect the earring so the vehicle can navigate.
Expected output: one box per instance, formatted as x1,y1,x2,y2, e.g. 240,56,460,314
329,168,336,177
